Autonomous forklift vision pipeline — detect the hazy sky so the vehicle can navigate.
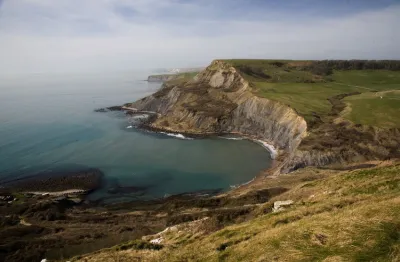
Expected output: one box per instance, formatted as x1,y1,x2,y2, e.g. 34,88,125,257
0,0,399,75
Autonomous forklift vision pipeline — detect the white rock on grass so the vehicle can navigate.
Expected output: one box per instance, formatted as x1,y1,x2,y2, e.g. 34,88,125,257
273,200,294,213
150,237,163,244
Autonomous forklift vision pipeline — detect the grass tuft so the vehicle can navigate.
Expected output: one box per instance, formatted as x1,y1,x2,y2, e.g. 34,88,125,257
113,240,163,251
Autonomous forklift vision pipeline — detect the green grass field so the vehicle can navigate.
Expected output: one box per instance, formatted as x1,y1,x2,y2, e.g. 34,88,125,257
224,59,320,83
253,70,400,121
343,90,400,128
333,70,400,91
253,81,362,120
219,60,400,127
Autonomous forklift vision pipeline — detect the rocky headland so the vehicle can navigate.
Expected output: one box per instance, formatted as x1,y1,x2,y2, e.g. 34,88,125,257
111,60,400,175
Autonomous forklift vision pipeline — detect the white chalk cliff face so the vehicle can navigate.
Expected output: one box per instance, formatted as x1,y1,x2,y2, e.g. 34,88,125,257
131,60,307,164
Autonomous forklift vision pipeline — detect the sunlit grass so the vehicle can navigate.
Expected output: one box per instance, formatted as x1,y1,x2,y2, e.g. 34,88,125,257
343,90,400,128
77,163,400,262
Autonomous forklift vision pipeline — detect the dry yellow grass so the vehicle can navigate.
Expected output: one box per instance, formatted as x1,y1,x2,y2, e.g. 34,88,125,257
73,162,400,262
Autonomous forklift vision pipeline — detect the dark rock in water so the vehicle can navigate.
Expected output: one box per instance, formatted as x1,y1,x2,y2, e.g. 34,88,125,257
94,106,123,112
0,167,104,193
107,106,123,111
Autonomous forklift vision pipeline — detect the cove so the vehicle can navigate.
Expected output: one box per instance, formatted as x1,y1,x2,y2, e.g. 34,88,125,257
0,72,271,202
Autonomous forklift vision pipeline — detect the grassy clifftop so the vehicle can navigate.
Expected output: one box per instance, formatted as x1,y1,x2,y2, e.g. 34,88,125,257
148,72,199,85
221,59,400,127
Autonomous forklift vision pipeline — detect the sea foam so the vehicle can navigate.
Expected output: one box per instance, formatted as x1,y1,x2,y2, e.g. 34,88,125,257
160,132,193,140
255,140,278,159
220,136,277,159
218,136,244,140
230,177,255,189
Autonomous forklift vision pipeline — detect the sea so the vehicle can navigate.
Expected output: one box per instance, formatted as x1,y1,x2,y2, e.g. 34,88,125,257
0,70,271,202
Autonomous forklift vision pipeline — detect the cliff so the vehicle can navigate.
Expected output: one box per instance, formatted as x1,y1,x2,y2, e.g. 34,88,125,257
133,61,307,153
128,60,400,173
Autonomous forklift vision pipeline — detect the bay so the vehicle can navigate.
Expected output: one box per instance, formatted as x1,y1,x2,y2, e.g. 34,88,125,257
0,71,271,202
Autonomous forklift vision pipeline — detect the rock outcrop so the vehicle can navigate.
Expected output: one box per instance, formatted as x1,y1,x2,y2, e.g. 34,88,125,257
133,60,307,154
272,200,294,212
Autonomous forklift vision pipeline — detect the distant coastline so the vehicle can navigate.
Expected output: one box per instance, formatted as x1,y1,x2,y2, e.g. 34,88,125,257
147,67,203,82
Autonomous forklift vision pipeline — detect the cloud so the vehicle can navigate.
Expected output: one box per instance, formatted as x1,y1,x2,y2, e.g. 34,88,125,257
0,0,399,75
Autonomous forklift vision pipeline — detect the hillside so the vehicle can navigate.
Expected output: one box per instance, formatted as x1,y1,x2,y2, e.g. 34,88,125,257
73,161,400,262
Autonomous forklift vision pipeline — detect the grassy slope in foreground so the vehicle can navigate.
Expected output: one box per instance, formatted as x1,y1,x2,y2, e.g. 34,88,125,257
74,162,400,262
223,59,400,126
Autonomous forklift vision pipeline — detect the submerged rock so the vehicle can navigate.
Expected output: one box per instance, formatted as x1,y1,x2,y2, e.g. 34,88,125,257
107,185,149,195
0,167,104,193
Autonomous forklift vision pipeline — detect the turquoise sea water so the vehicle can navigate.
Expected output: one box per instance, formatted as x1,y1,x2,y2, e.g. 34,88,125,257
0,71,271,202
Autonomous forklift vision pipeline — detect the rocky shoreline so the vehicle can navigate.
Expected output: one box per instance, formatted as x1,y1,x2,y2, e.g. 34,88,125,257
95,104,279,160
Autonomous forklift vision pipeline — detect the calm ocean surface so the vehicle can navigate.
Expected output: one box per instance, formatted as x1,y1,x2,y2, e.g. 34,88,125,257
0,71,271,202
